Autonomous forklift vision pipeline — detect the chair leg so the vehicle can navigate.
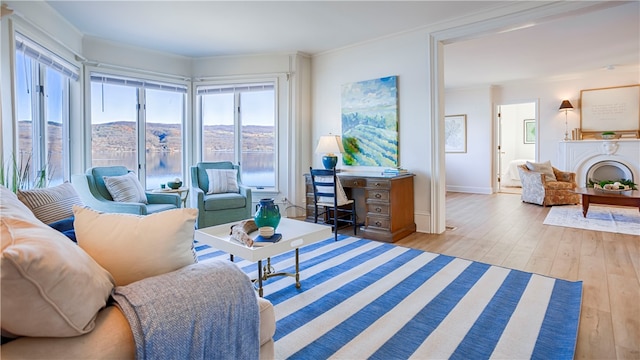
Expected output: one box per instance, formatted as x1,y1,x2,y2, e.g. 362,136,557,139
353,204,357,235
334,206,338,241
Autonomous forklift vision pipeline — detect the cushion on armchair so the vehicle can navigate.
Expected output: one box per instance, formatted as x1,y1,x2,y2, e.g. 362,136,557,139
525,160,557,181
103,172,148,204
206,169,239,194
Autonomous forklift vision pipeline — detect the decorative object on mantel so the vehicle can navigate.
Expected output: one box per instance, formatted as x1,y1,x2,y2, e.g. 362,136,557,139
588,178,637,192
559,100,574,141
601,131,616,139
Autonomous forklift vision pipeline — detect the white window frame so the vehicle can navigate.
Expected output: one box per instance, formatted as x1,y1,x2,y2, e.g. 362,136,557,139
12,31,77,186
88,69,189,189
196,78,279,191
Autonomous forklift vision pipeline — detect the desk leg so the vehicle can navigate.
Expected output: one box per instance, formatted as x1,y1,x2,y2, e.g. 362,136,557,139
295,248,300,288
257,259,264,297
581,195,589,217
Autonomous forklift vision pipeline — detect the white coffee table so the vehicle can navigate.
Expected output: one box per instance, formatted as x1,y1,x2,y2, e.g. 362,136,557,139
194,218,332,296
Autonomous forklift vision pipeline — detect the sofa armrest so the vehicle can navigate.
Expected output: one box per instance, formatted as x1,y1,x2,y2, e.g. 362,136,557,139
518,167,545,188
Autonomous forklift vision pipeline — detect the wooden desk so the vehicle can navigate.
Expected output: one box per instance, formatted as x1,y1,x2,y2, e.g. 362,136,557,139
305,172,416,242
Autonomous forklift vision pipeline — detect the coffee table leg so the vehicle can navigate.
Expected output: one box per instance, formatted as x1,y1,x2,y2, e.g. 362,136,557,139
295,248,301,288
581,195,589,217
257,260,264,297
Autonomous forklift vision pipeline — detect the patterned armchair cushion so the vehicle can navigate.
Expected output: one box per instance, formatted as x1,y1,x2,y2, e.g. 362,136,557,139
545,181,576,190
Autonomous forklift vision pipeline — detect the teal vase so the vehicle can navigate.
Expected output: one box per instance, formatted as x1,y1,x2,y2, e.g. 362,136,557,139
254,198,281,230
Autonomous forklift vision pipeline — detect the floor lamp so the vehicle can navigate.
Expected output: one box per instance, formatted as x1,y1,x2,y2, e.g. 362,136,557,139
559,100,573,141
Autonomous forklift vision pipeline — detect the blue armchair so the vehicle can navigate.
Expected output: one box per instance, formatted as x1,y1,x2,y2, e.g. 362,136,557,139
190,162,252,229
71,166,180,215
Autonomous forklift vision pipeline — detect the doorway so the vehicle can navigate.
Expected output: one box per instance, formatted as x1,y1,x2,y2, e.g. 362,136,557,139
496,102,537,193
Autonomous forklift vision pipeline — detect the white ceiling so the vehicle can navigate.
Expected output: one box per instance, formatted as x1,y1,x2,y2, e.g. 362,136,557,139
35,1,640,88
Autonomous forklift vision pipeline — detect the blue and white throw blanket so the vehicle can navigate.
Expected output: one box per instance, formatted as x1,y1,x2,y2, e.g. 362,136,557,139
112,260,259,360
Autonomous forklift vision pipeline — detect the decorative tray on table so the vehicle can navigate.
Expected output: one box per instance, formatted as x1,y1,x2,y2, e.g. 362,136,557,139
593,184,633,193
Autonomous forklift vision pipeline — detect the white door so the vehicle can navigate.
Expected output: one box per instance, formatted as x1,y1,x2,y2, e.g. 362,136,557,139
496,102,536,192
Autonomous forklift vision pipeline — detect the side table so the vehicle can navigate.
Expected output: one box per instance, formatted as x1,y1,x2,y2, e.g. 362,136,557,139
151,187,189,208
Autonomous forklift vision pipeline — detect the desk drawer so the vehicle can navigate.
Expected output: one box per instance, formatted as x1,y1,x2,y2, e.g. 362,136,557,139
366,179,391,189
367,203,389,216
340,177,367,188
367,215,390,230
367,190,389,202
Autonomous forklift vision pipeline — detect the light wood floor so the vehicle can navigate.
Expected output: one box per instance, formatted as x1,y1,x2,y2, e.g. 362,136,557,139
394,192,640,359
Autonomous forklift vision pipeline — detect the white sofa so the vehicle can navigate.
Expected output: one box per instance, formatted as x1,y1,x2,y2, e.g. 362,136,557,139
1,185,275,359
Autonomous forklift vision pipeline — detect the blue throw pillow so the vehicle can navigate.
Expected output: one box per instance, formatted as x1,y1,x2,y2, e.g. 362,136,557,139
48,216,77,243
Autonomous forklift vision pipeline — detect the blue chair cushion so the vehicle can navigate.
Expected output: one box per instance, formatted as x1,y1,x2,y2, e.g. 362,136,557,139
204,193,247,211
146,203,179,214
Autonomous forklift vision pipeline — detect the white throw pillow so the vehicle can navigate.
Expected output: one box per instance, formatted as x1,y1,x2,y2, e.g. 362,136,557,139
103,172,148,204
1,186,114,338
206,169,240,194
73,206,198,286
315,176,349,206
17,182,83,224
526,160,557,181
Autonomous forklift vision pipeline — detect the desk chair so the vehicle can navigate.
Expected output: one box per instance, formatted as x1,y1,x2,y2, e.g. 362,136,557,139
309,167,357,241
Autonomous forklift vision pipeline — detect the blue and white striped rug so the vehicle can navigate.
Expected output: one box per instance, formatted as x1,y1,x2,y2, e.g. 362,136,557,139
196,236,582,359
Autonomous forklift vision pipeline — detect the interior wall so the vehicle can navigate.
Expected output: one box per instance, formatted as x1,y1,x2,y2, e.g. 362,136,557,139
493,69,639,167
311,30,432,233
442,69,638,195
444,86,493,194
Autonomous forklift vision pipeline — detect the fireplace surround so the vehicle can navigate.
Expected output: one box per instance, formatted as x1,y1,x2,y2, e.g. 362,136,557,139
557,140,639,187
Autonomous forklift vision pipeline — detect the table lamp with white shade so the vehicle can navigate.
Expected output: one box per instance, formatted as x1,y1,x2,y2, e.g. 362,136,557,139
315,134,345,169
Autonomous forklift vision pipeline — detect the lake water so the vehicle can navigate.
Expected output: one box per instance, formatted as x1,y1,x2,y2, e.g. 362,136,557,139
92,152,274,190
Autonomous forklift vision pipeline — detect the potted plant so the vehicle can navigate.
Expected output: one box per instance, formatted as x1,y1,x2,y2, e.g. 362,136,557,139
0,153,50,193
601,131,616,139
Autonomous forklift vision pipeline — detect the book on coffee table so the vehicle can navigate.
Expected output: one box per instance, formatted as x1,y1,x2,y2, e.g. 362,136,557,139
253,233,282,246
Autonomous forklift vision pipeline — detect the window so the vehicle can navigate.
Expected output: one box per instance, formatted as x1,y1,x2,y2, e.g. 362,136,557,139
90,73,186,189
198,82,276,188
14,32,76,188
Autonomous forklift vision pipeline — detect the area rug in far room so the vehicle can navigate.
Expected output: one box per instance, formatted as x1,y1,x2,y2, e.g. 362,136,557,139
196,236,582,359
544,204,640,235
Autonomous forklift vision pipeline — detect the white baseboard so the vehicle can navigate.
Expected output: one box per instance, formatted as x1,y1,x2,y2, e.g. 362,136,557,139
414,211,431,234
446,185,492,195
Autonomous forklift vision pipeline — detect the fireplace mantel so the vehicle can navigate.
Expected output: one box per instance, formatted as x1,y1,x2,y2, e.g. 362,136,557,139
557,139,640,187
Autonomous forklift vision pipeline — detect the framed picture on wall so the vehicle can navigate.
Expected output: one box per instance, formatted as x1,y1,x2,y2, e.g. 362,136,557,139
445,114,467,153
580,84,640,133
524,119,535,144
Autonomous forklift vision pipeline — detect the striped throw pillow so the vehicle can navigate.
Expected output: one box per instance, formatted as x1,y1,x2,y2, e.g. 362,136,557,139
206,169,239,194
103,172,148,204
17,183,83,224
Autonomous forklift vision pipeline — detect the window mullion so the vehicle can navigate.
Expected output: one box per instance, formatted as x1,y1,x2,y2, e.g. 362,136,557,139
234,91,242,165
33,64,46,175
137,87,146,186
